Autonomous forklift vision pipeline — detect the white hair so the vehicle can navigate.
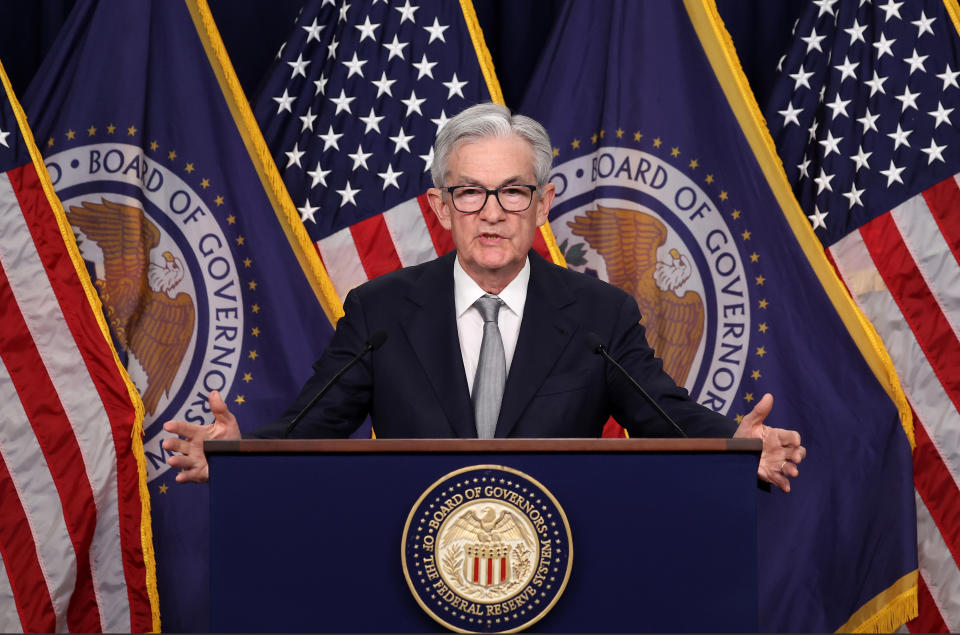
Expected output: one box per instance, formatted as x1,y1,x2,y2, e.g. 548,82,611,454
430,102,553,189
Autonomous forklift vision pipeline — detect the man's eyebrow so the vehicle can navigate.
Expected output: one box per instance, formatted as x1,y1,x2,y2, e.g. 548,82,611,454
452,175,528,187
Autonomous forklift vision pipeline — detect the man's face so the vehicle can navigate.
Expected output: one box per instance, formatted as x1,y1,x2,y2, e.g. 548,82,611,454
427,135,554,291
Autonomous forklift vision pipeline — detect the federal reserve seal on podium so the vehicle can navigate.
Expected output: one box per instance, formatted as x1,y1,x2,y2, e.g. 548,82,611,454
402,465,573,633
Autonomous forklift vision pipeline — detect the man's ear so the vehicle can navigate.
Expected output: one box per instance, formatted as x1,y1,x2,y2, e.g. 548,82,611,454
427,187,452,230
535,182,555,227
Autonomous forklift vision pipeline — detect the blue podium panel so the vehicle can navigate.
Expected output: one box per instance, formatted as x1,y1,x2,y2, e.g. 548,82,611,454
207,439,759,633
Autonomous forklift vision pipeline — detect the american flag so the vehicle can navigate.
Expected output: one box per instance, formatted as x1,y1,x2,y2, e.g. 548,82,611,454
254,0,560,304
768,0,960,630
0,61,157,631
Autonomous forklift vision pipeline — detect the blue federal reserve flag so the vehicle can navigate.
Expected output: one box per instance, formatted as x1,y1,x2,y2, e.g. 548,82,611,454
23,0,338,630
521,1,916,631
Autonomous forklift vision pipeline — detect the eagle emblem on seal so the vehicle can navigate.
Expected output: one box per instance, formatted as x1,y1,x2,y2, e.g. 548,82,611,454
67,198,195,414
568,204,704,385
441,506,535,589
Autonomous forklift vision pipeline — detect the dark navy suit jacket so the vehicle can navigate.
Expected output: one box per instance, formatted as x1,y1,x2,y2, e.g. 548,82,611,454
252,251,735,439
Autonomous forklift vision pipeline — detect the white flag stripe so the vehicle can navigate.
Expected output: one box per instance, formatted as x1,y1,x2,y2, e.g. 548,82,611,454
0,551,24,633
317,228,368,302
0,356,74,633
383,199,437,267
830,229,960,488
891,196,960,343
0,175,129,631
916,491,960,633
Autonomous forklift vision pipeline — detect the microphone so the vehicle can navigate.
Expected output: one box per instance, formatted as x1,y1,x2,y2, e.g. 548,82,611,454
283,330,388,438
586,332,688,438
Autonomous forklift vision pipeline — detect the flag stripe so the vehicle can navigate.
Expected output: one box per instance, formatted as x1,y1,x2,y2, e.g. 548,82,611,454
921,175,960,268
417,193,455,256
0,194,89,633
911,572,949,634
831,228,959,633
891,195,960,343
859,213,960,414
0,445,51,633
0,553,23,634
830,230,960,487
8,164,150,632
349,213,403,279
383,199,438,267
318,228,368,302
916,491,960,633
0,169,132,631
913,419,960,575
0,271,101,634
0,551,24,633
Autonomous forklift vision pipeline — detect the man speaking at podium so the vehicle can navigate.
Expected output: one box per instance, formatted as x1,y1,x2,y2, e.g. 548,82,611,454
163,103,805,492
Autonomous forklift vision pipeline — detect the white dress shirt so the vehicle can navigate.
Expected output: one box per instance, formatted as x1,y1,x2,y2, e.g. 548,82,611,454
453,257,530,395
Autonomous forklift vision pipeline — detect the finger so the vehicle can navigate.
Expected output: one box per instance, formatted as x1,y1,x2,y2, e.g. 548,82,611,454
775,427,801,448
174,465,208,484
760,465,791,493
746,393,775,425
166,453,199,470
790,446,806,464
209,390,234,425
162,436,193,455
164,419,203,439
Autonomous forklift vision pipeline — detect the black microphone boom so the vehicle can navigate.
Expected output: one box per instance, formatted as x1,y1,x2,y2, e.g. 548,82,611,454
585,332,688,438
283,330,388,438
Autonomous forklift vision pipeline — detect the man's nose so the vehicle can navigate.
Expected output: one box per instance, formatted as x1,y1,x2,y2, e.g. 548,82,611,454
477,191,506,220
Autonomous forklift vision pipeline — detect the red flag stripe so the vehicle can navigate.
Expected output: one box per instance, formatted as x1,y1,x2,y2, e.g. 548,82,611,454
909,572,950,633
0,271,101,633
349,213,404,280
0,168,140,631
383,198,439,267
891,192,960,338
532,229,551,261
916,490,960,632
922,175,960,270
8,163,151,631
0,439,55,633
317,228,368,301
830,228,960,477
913,417,960,570
858,214,960,413
417,193,455,256
830,226,960,632
0,184,103,632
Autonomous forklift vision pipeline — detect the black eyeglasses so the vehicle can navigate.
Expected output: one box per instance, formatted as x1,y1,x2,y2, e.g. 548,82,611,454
444,184,538,213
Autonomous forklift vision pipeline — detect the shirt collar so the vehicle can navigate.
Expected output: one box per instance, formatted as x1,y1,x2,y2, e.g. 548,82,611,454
453,256,530,318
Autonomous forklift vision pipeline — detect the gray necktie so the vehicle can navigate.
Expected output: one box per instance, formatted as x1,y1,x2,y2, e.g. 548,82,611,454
472,294,505,439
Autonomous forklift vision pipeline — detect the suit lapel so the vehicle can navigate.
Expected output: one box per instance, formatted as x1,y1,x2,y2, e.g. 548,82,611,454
401,252,477,438
495,253,576,438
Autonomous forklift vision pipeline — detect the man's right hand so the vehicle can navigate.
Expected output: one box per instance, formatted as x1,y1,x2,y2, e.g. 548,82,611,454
162,390,241,483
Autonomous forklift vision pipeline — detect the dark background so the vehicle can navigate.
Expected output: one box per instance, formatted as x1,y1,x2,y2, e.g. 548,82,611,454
2,1,804,118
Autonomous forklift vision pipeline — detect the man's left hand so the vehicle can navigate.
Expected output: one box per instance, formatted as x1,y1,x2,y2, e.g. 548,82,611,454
733,393,806,493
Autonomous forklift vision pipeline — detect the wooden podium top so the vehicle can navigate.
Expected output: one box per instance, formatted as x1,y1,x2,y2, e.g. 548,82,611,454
205,437,761,454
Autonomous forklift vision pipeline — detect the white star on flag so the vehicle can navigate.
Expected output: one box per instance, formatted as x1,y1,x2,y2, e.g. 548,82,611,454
337,181,360,206
424,18,449,43
807,205,828,229
285,142,305,168
390,127,415,153
378,164,402,190
298,199,319,223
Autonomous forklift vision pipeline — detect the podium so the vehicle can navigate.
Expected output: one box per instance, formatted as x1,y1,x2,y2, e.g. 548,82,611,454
206,438,760,633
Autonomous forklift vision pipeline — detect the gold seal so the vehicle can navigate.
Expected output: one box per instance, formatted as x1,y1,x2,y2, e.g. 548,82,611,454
402,465,573,633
